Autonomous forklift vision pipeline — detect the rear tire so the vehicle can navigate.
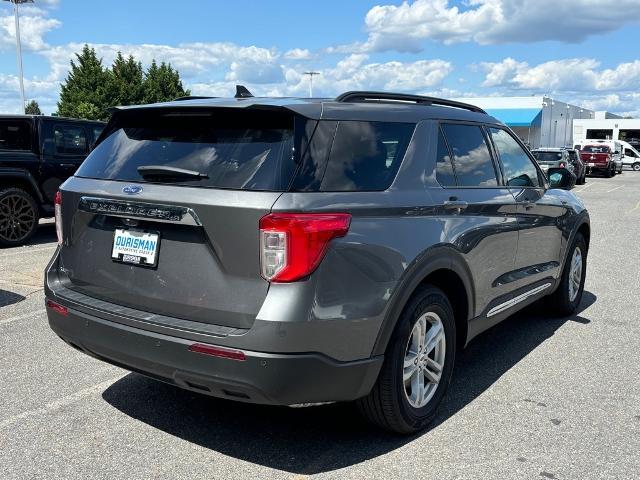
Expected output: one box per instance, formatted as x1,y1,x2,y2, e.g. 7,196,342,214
357,285,456,434
0,187,40,248
547,233,587,317
605,165,613,178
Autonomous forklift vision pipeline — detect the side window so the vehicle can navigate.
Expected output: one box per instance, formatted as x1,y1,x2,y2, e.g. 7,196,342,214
53,125,88,155
318,121,414,191
625,148,637,158
441,123,497,187
0,120,31,151
92,126,104,142
489,128,541,188
435,127,456,186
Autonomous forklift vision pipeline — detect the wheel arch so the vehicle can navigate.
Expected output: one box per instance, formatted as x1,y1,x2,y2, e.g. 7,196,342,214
577,221,590,252
372,246,475,356
0,168,44,204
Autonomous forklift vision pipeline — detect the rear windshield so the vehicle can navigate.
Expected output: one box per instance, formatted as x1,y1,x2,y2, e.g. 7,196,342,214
533,151,563,162
76,109,298,191
582,145,610,153
78,108,415,192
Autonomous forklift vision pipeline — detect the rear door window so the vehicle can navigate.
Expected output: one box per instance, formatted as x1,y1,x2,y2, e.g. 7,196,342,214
54,125,88,155
489,128,541,188
435,127,456,187
440,123,498,187
0,120,31,151
315,121,414,191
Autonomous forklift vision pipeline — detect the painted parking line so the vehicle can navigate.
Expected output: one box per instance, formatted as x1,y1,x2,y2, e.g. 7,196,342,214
0,244,56,259
0,309,46,326
607,185,624,193
627,200,640,214
0,375,125,431
574,183,594,193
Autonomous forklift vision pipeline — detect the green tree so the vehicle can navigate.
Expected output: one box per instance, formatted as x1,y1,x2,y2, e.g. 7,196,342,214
143,60,190,104
57,44,111,120
25,100,42,115
106,52,144,107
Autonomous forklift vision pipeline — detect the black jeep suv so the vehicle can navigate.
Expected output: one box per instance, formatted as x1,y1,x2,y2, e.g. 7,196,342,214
0,115,104,246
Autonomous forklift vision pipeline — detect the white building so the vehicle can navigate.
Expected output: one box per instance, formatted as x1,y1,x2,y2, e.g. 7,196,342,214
572,118,640,147
451,96,595,149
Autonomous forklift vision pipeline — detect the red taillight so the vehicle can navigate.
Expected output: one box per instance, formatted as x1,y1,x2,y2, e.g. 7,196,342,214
259,213,351,282
54,190,62,245
46,299,68,316
188,343,246,361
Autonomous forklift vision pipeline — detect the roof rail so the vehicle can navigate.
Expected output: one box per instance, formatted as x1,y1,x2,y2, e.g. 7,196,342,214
334,91,486,114
174,96,217,101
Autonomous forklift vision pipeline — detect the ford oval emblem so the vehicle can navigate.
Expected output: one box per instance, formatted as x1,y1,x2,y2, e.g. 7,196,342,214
123,185,143,195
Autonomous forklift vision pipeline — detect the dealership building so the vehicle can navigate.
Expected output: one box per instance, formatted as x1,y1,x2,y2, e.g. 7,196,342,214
572,117,640,148
451,96,596,149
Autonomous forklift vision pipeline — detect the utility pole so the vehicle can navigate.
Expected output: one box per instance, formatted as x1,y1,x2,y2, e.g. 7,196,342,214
3,0,33,114
303,71,320,98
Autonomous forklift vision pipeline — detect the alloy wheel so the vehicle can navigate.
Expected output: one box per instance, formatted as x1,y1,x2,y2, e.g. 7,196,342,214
0,194,37,243
568,246,583,302
403,311,446,408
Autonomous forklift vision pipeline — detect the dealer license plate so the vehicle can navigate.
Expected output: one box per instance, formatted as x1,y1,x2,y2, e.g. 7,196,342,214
587,162,595,167
112,229,160,267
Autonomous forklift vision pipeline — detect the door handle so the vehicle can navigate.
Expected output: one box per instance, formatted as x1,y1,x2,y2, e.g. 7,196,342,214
443,200,469,213
59,163,76,168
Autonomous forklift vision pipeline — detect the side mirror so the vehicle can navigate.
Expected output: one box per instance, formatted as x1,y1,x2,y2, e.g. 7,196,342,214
547,168,576,190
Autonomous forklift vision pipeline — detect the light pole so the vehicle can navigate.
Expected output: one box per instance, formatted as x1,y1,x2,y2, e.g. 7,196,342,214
303,71,320,98
564,104,570,147
3,0,32,114
543,100,555,147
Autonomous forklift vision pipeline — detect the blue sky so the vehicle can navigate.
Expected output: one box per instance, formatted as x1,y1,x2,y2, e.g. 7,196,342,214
2,0,640,115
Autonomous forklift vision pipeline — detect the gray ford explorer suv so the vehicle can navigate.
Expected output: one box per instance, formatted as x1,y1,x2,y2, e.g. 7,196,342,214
45,89,590,434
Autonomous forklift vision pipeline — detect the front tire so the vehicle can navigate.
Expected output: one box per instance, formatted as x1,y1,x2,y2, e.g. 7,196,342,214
632,162,640,172
0,187,40,247
357,285,456,434
547,233,587,316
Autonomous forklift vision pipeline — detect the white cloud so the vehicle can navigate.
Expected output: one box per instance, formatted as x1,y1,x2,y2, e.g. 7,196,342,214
193,54,453,98
476,57,640,117
225,59,285,84
357,0,640,52
284,48,312,60
0,9,61,51
480,57,640,93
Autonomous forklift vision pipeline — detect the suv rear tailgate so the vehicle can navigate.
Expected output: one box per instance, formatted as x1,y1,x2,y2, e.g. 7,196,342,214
56,177,280,330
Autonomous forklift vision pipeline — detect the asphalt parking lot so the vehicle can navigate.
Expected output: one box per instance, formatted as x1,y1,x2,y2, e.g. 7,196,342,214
1,175,639,480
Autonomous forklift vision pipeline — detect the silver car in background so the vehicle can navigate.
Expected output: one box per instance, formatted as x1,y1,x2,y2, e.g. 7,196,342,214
532,148,585,184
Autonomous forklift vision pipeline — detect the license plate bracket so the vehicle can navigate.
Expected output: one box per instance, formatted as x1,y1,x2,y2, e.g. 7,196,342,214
111,228,160,267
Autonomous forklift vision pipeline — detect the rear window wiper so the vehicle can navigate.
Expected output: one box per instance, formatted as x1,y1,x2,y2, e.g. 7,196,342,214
137,165,209,180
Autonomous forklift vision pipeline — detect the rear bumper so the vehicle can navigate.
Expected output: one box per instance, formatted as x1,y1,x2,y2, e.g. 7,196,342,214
47,303,383,405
